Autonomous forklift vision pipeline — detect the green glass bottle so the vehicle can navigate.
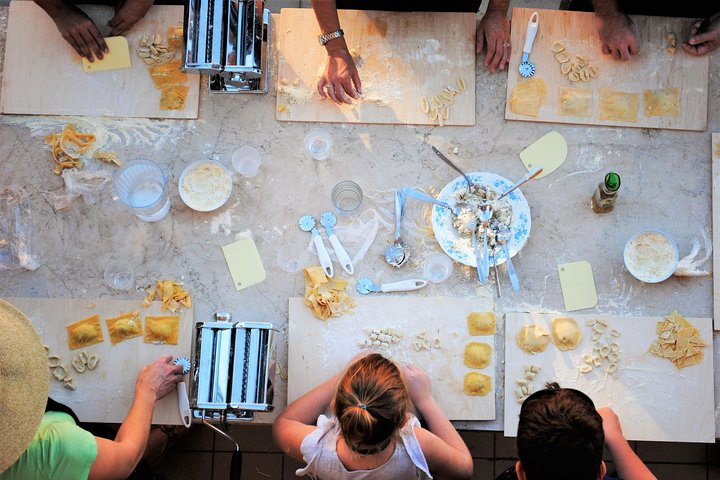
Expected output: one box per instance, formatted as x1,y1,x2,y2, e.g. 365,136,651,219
591,172,621,213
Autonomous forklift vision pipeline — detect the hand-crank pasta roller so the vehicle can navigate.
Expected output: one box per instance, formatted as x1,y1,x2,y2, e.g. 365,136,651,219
519,12,540,78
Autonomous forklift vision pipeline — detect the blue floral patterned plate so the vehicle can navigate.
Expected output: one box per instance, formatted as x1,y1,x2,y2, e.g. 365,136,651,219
431,172,531,267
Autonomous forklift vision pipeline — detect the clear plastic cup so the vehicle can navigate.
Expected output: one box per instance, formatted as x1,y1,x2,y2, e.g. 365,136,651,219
231,146,262,178
277,245,311,273
104,260,134,290
113,158,170,222
304,128,332,160
423,252,454,283
331,180,363,216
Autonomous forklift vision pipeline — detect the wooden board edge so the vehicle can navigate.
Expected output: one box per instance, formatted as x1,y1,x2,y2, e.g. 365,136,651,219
712,133,719,328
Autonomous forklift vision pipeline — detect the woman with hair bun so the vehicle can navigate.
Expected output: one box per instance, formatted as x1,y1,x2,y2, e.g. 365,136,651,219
273,353,473,479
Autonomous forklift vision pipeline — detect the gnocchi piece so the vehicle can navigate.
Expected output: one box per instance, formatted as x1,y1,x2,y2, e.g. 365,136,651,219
555,52,571,63
87,354,99,370
48,355,62,368
63,377,76,390
560,62,572,75
72,359,86,373
579,364,592,373
568,71,581,82
551,41,565,53
53,365,68,381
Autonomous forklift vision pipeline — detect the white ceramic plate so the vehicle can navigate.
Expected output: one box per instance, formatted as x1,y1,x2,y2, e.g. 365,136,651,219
431,172,531,267
178,160,233,212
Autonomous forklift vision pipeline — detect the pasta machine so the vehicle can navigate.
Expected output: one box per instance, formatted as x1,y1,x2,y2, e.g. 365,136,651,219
183,0,269,93
189,313,277,422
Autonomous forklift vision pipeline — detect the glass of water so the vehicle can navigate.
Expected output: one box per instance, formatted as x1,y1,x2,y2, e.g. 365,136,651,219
104,260,134,290
304,128,332,160
113,158,170,222
332,180,363,217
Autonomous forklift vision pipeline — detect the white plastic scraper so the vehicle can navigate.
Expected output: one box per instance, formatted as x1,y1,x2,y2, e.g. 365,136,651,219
519,131,567,179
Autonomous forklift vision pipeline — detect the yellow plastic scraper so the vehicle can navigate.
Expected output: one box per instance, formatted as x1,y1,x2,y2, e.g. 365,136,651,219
222,237,267,291
558,261,597,312
82,36,131,73
519,131,567,179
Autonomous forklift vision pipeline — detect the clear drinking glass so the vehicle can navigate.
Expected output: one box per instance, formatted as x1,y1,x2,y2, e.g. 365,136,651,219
104,260,134,290
113,158,170,222
304,128,332,160
331,180,363,217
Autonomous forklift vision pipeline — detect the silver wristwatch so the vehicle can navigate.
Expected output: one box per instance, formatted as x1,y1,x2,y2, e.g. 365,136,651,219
318,29,344,46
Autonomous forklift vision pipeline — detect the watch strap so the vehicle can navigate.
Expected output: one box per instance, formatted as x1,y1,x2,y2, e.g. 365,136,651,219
319,29,344,46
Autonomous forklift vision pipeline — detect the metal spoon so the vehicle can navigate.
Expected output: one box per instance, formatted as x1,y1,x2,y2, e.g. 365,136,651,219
469,219,484,284
299,214,334,277
497,225,520,291
478,204,493,280
319,212,354,275
357,277,428,295
491,229,502,298
402,187,468,218
384,190,409,268
430,145,475,189
497,166,544,201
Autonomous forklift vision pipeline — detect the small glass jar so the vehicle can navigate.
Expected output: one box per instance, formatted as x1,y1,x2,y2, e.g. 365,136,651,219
591,172,621,213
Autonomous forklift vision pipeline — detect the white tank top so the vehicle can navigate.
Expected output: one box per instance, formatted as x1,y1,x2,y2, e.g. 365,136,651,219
296,414,433,480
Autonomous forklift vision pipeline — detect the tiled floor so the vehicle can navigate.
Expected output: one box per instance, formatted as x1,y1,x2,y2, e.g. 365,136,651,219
154,424,720,479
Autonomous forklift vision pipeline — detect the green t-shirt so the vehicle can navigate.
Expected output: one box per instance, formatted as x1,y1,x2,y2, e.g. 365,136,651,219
0,411,98,480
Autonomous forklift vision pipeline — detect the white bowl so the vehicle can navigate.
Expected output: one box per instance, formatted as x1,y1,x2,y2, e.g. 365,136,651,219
178,160,233,212
623,230,679,283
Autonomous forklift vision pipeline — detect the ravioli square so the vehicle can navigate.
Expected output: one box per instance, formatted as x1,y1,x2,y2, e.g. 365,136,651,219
643,87,680,117
463,372,492,396
467,312,496,336
67,314,104,350
558,87,592,116
464,342,492,369
144,315,180,345
599,89,639,122
106,311,143,345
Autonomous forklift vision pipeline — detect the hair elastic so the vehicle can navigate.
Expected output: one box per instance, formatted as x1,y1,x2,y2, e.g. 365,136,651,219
357,403,367,410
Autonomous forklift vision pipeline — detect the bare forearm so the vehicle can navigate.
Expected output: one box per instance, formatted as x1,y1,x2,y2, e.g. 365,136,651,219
114,387,158,467
485,0,509,14
310,0,349,55
34,0,70,17
415,397,469,456
605,436,656,480
279,374,339,425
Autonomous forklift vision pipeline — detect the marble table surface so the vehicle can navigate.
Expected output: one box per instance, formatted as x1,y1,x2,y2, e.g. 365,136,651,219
0,6,718,435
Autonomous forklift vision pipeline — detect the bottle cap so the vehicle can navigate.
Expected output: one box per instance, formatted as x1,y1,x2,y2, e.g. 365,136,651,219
604,172,621,192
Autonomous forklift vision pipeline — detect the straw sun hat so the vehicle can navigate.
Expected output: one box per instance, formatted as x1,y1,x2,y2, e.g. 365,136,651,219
0,299,49,472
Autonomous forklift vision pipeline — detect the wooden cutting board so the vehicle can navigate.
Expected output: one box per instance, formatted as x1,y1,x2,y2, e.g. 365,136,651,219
713,133,720,330
3,297,193,425
505,8,708,131
275,9,475,126
0,1,199,119
504,312,715,442
288,296,495,420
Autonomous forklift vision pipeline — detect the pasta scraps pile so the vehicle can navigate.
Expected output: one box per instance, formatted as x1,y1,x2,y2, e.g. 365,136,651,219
44,124,96,175
143,280,192,313
649,310,707,369
303,266,355,320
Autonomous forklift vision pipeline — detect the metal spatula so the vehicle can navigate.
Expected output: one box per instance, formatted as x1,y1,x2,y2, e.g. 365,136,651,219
519,12,540,78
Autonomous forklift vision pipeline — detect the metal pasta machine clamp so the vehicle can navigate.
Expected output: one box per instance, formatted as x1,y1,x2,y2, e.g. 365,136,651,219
183,0,270,93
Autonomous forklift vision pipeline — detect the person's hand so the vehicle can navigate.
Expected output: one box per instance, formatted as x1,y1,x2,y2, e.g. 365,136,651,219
595,12,639,61
51,4,108,61
403,364,433,410
108,0,154,36
316,46,362,105
476,7,511,73
135,354,183,401
598,407,624,445
683,18,720,56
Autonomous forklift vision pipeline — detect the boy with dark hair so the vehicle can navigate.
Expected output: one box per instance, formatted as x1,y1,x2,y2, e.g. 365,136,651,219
514,382,656,480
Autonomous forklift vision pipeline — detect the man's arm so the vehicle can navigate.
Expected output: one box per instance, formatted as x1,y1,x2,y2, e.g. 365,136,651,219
310,0,361,105
683,11,720,56
476,0,511,73
598,408,656,480
87,355,182,480
590,0,639,60
34,0,108,61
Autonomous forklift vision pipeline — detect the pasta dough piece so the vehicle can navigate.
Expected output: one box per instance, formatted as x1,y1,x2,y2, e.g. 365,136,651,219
467,312,496,335
555,52,571,63
599,89,639,123
464,372,492,396
464,342,492,369
558,87,592,116
551,317,582,350
509,77,548,117
560,62,571,75
144,315,180,345
106,311,143,345
643,87,680,117
66,314,104,350
551,41,565,53
517,325,550,354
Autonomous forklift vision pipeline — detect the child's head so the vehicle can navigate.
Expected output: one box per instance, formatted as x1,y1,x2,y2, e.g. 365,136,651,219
334,353,410,455
516,382,605,480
